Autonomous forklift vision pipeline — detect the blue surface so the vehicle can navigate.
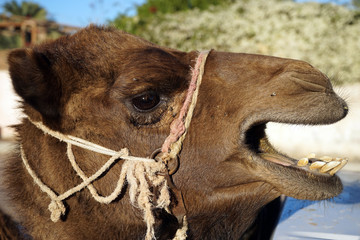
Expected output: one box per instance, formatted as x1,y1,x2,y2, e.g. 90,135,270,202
273,171,360,240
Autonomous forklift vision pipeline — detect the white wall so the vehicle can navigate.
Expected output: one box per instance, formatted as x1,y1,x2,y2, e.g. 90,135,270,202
0,71,23,139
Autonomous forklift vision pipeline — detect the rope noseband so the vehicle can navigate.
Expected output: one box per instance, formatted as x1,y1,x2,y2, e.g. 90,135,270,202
21,50,210,240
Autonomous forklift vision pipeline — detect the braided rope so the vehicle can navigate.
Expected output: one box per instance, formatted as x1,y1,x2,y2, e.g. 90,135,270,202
20,50,210,240
161,51,210,158
161,50,210,239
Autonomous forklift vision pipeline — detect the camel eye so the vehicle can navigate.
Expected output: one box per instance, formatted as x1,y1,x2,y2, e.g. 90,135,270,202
132,92,160,111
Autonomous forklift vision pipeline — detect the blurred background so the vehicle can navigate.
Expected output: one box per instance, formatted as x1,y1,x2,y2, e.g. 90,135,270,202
0,0,359,239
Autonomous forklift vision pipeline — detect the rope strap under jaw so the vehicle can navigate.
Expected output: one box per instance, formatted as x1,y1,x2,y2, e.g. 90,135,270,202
20,50,211,240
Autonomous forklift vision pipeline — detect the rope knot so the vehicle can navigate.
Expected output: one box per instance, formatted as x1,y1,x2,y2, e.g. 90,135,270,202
116,148,130,158
48,200,66,222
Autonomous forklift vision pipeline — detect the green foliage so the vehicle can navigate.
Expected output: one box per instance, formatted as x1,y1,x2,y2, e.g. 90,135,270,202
137,0,230,17
47,30,62,40
110,0,231,34
0,35,21,49
353,0,360,8
2,0,47,20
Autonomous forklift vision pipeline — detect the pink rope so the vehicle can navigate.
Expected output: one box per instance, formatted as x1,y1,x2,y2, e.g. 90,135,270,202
161,52,208,153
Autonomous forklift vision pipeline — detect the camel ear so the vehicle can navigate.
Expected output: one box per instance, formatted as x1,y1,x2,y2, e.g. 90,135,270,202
8,48,61,120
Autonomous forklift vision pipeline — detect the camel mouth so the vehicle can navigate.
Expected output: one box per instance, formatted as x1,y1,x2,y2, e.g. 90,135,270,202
243,122,347,199
245,123,347,176
245,123,298,168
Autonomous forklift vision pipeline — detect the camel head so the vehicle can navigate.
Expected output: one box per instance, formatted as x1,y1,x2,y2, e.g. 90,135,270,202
6,26,348,239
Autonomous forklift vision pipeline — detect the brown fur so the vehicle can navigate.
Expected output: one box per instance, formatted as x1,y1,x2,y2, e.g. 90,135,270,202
0,26,348,239
0,210,21,240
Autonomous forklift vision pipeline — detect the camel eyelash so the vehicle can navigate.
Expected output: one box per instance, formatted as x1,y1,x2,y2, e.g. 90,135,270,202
129,103,168,127
127,91,169,127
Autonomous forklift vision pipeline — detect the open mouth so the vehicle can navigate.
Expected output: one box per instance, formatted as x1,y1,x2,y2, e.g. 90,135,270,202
245,123,348,177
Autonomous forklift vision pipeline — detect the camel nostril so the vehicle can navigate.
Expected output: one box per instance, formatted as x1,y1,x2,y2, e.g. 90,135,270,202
290,73,330,92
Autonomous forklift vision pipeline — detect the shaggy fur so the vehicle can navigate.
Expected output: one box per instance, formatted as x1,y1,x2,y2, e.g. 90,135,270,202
0,26,348,239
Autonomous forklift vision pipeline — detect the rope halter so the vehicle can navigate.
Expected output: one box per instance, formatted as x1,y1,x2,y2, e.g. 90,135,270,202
20,50,211,240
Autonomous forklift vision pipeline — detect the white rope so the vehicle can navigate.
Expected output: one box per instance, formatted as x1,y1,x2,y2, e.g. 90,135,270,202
66,143,128,204
21,142,167,240
29,119,154,162
21,50,211,240
173,216,189,240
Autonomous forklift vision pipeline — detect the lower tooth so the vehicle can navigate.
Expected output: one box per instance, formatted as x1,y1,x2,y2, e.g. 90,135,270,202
309,161,326,170
297,158,309,167
329,159,348,175
320,161,341,173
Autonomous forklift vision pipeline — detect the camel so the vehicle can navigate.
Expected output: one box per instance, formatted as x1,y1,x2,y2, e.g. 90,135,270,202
0,25,349,239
